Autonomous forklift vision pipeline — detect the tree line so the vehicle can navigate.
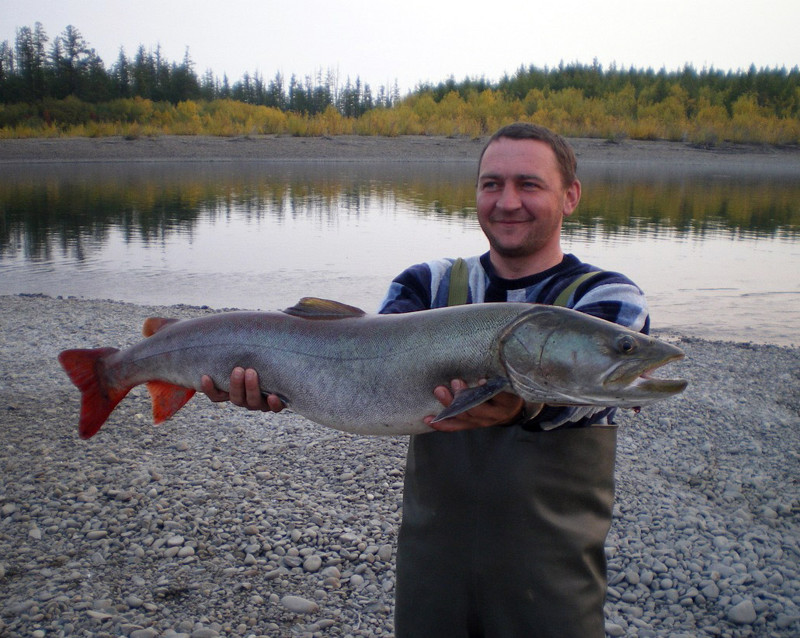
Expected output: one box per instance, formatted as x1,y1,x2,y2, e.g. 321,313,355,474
0,23,397,115
1,22,798,145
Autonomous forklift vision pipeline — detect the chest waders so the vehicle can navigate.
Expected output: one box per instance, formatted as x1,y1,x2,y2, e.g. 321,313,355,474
394,263,615,638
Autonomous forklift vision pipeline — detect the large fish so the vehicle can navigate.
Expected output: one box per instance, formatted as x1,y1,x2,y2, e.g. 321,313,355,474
58,297,687,439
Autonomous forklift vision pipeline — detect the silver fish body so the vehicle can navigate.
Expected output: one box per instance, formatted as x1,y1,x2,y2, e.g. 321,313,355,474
59,299,687,438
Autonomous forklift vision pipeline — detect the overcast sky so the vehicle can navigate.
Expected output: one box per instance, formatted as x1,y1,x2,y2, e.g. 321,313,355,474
2,0,798,93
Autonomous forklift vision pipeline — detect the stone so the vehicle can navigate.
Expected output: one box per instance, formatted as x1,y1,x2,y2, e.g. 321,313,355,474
728,599,757,624
280,595,319,615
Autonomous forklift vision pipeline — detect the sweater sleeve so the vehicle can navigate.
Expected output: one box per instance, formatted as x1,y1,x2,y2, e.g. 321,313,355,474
378,263,433,314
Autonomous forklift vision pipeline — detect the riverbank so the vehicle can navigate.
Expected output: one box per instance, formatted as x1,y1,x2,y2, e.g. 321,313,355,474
0,294,798,637
2,134,800,174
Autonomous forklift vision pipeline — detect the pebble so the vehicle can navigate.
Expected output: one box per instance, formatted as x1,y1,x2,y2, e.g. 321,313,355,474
1,296,799,637
280,595,320,614
303,555,323,572
728,599,758,624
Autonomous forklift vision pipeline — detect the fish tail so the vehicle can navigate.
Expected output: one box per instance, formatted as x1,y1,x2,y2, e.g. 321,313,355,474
58,348,131,439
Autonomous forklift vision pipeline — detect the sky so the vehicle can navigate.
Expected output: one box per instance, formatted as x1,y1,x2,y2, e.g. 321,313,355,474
2,0,799,94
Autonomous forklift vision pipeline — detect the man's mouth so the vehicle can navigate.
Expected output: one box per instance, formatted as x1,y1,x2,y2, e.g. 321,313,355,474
491,217,532,225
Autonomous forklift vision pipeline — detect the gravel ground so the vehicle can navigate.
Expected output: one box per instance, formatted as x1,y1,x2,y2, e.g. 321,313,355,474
1,294,798,638
2,134,800,175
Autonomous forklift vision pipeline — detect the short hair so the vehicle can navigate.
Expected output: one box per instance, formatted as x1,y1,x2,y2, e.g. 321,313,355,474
478,122,578,187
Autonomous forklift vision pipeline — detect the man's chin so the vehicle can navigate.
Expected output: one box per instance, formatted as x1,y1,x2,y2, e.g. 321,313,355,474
491,244,538,259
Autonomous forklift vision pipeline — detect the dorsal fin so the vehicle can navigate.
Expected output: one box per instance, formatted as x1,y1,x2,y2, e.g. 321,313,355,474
282,297,366,320
142,317,180,337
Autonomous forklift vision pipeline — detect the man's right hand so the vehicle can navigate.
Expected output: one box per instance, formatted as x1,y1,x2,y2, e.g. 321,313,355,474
200,367,285,412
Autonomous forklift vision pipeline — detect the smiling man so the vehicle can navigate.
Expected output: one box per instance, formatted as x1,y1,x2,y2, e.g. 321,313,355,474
203,123,650,637
377,123,649,637
475,133,581,276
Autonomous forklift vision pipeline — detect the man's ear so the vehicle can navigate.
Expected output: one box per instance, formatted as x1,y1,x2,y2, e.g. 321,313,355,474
562,179,581,218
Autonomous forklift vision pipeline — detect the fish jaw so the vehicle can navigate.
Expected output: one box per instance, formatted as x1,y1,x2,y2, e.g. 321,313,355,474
500,306,688,407
601,347,688,406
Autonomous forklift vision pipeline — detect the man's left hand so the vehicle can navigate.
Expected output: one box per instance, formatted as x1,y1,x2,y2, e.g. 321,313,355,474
424,379,525,432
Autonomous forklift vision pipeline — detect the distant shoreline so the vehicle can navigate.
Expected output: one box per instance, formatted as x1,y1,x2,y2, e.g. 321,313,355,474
2,134,800,173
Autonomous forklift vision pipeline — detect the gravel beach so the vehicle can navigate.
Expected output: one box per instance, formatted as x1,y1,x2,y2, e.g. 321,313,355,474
1,294,798,638
2,134,800,173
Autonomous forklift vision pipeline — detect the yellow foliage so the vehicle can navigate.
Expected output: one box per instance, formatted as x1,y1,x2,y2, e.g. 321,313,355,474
0,88,796,144
604,84,637,119
523,89,545,117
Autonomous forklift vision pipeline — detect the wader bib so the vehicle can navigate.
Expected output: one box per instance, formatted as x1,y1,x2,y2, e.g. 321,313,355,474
395,263,616,637
394,426,616,637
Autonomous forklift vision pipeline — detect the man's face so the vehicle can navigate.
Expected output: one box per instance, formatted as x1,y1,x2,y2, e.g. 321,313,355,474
476,137,580,263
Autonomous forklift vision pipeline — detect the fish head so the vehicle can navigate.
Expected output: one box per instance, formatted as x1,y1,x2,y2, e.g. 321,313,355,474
499,306,687,407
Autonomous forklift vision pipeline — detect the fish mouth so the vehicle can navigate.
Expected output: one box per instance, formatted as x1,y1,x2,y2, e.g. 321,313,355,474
606,352,687,396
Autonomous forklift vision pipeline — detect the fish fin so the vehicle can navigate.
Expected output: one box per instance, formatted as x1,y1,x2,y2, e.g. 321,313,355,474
58,347,131,439
282,297,366,320
431,377,512,423
142,317,179,337
146,381,196,424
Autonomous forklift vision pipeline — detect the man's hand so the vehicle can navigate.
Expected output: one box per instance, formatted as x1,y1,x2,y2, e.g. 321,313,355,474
200,367,284,412
425,378,525,432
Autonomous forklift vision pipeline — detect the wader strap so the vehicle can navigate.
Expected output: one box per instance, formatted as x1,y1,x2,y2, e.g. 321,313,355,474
554,271,603,307
447,258,469,307
449,260,602,308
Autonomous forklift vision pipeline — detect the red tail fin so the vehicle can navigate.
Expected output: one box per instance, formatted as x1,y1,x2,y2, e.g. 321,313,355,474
58,348,131,439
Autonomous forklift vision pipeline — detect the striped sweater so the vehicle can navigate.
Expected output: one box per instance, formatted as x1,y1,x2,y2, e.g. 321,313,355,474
378,252,650,429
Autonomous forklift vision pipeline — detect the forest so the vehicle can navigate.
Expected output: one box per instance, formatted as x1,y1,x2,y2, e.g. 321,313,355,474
1,22,799,144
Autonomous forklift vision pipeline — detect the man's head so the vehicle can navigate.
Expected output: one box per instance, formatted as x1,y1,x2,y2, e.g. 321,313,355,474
475,123,581,277
478,122,578,188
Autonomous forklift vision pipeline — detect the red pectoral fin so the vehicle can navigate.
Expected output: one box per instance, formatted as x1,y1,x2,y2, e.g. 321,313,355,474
146,381,196,424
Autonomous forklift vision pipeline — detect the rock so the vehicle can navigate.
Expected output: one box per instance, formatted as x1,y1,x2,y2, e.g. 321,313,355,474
280,595,319,614
378,544,393,561
86,530,108,540
728,599,757,624
303,555,323,572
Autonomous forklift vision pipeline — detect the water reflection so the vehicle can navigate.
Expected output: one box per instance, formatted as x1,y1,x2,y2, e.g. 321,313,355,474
0,162,798,345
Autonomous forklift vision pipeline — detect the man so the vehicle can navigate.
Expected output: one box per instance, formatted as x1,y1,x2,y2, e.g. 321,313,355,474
203,123,649,637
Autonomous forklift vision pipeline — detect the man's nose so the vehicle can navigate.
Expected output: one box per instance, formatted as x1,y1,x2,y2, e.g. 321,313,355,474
496,184,522,210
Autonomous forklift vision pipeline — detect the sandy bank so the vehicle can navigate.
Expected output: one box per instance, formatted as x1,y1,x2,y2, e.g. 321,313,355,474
2,134,800,174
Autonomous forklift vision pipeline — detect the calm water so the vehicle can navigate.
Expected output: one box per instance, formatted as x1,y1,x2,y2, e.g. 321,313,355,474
1,161,798,346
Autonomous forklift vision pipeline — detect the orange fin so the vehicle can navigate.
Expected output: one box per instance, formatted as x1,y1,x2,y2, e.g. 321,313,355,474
142,317,179,337
146,381,196,424
58,348,131,439
282,297,365,320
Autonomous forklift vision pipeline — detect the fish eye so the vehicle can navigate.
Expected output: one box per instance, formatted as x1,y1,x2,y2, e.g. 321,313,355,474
616,335,637,354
